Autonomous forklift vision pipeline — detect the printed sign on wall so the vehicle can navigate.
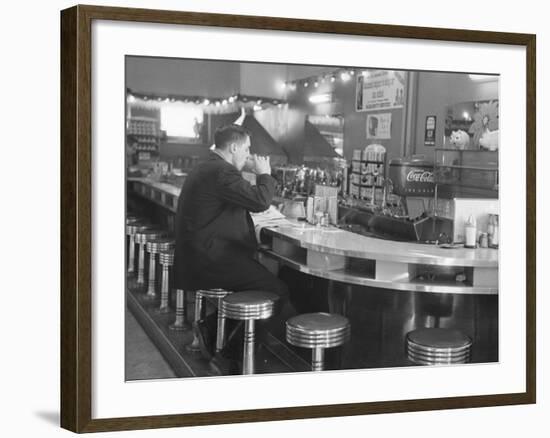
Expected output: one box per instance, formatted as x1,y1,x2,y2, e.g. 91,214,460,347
366,113,392,139
424,115,437,146
356,70,407,112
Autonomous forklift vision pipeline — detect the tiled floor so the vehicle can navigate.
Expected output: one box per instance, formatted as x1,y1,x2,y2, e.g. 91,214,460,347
125,307,176,380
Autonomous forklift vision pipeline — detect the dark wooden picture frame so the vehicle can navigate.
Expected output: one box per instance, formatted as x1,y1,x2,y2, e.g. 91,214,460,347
60,4,536,433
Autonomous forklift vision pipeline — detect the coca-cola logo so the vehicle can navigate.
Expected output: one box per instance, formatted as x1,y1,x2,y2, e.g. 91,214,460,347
406,169,434,183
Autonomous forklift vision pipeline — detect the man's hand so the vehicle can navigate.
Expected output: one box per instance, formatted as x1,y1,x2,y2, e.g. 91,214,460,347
252,154,271,175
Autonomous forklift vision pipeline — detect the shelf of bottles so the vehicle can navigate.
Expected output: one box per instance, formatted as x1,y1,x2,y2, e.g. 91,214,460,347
349,146,386,203
127,116,161,156
272,164,345,200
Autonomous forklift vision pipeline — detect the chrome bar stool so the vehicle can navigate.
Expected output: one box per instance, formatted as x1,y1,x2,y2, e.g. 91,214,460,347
286,312,351,372
187,288,233,353
221,291,279,375
406,328,472,365
156,249,175,314
133,229,164,287
126,222,149,273
145,237,175,300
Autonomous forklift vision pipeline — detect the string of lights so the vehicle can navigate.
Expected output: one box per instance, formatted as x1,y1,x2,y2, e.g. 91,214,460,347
282,67,368,91
126,88,287,113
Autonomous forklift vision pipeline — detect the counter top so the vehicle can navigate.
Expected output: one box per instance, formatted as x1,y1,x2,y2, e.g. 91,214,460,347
263,223,497,268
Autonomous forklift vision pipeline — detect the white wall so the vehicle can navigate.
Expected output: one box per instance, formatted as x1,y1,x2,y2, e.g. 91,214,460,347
2,1,547,438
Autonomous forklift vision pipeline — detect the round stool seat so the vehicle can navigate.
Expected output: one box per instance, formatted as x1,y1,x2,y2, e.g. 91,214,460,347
406,328,472,365
221,291,279,321
126,223,149,235
286,313,351,349
158,250,174,266
146,237,175,254
126,215,141,225
134,229,164,244
198,288,231,299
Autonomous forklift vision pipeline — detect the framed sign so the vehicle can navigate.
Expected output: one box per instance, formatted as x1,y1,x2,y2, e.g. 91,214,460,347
356,69,407,111
424,115,436,146
60,4,536,433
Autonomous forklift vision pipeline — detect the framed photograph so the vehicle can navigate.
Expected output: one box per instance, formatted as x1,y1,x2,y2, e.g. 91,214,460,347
60,4,536,433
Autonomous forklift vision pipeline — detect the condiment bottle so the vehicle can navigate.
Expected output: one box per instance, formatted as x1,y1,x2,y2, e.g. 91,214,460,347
489,214,499,248
487,214,495,244
465,215,477,248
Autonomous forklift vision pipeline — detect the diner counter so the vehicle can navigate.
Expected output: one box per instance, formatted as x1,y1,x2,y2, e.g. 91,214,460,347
128,177,498,295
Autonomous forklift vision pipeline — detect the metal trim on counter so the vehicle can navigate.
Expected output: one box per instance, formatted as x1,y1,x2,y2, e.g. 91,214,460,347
128,178,179,213
259,249,497,295
262,224,498,268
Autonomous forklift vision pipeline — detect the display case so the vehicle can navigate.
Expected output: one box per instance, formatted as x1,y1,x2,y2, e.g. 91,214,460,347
127,116,161,160
349,145,387,202
433,148,498,199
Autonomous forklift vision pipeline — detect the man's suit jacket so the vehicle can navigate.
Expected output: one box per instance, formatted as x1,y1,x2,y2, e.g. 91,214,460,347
173,152,276,290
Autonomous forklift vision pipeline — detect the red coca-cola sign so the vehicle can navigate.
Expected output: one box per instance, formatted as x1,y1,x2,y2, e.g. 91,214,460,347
406,169,434,183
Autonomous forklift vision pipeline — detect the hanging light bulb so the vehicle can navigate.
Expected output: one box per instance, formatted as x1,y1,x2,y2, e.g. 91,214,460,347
304,81,309,88
340,71,351,82
203,98,210,105
349,70,355,76
330,76,336,83
222,99,228,105
314,81,319,88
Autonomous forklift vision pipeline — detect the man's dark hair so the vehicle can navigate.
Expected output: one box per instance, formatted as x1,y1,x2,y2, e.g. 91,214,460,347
214,124,251,150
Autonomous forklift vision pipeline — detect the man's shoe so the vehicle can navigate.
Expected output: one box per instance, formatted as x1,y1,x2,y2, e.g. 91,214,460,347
193,319,214,360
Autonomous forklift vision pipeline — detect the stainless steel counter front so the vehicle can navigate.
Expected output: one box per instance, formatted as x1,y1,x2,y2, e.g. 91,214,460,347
260,223,498,295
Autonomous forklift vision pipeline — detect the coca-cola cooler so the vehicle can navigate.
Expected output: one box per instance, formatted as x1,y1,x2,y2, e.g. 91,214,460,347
368,156,452,242
388,156,435,197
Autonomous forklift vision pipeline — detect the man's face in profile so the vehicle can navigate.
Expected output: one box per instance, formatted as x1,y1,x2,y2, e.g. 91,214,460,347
232,136,251,171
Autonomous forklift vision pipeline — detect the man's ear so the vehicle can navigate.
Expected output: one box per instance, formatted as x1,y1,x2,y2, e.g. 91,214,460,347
228,142,237,153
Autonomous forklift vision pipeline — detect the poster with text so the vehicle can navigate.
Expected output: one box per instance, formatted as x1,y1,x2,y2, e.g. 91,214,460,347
366,113,392,139
356,70,407,112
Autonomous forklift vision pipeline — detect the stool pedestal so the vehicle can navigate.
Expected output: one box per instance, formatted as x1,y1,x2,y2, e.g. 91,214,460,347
134,230,164,287
169,289,187,331
156,249,174,313
145,238,175,301
221,291,279,375
126,223,149,274
186,289,232,353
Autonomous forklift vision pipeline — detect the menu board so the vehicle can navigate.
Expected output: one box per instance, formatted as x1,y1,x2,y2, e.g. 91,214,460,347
356,70,407,112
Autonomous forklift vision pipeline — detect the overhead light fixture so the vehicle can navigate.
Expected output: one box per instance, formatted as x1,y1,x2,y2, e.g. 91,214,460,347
253,104,262,111
304,81,309,88
340,72,351,81
308,93,332,104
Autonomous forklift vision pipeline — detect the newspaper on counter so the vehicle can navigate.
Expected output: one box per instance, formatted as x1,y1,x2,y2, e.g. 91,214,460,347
250,205,293,242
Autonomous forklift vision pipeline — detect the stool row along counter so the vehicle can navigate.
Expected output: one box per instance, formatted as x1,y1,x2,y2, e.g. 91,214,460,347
126,215,473,375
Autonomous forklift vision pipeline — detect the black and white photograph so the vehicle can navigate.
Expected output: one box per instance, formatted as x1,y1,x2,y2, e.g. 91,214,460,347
125,56,500,380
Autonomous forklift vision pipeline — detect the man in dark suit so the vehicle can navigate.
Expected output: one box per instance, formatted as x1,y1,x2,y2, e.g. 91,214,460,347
173,124,289,371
